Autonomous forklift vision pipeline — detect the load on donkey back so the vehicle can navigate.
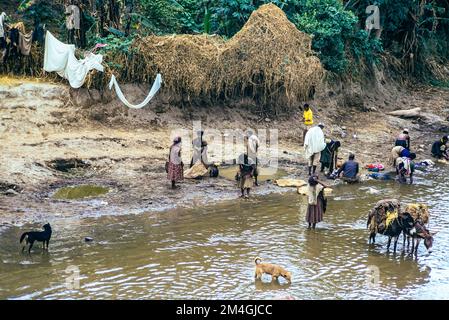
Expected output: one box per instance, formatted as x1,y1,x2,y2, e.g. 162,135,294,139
367,199,435,255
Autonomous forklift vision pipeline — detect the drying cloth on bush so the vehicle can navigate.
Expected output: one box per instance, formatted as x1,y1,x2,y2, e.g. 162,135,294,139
44,31,104,88
304,126,326,159
0,12,6,38
108,73,162,109
18,32,33,55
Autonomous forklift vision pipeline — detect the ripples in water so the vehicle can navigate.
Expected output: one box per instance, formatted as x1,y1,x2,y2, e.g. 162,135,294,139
0,167,448,299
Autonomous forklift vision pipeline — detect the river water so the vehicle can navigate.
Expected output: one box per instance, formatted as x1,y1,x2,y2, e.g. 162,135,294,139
0,165,448,299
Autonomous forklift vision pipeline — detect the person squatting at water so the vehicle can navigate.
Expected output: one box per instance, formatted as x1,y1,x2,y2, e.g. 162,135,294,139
431,135,449,160
319,138,340,177
304,123,326,176
390,145,415,167
190,130,208,168
306,175,331,229
167,136,184,189
238,153,256,198
335,153,360,183
395,129,410,150
245,130,260,186
302,103,314,146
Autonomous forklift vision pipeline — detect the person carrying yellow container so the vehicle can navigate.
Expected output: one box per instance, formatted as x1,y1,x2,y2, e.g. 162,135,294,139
302,103,313,146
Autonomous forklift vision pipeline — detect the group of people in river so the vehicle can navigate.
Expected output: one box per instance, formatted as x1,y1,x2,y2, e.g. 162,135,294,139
300,104,449,229
165,103,449,229
166,129,260,198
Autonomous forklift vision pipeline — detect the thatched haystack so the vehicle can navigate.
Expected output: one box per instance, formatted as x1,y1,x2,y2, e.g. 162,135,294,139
124,3,323,108
134,34,223,100
217,3,323,106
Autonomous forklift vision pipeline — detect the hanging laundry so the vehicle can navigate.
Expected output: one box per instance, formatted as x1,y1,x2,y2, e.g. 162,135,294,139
44,31,104,88
18,32,33,56
108,73,162,109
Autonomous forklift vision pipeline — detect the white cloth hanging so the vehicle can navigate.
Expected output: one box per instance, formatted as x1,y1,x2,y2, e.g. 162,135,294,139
108,73,162,109
44,31,104,88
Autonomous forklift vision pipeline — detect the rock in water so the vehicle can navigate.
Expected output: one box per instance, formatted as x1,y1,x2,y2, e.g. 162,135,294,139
84,237,94,242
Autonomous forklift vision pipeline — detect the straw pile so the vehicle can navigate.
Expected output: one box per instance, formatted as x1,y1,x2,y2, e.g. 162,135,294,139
217,3,323,106
4,4,324,109
119,3,324,108
367,199,401,235
134,34,224,99
404,203,429,224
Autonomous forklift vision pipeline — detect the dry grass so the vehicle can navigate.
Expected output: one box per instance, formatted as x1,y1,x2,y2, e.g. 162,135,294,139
217,4,323,106
4,4,324,109
107,3,324,108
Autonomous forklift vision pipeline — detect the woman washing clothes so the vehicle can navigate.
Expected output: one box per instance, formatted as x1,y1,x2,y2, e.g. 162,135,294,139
396,156,415,184
320,139,341,176
306,175,332,229
167,136,184,189
390,146,415,167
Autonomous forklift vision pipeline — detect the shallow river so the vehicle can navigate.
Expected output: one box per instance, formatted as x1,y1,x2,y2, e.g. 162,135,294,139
0,166,448,299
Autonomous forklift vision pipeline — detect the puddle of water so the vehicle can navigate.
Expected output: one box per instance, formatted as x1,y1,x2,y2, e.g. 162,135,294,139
53,185,109,200
219,165,287,182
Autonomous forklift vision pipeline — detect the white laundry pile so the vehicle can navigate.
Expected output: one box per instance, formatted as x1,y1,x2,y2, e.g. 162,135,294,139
44,31,104,88
108,73,162,109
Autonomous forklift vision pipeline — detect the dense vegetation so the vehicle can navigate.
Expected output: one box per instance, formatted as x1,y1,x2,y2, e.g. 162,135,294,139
6,0,449,83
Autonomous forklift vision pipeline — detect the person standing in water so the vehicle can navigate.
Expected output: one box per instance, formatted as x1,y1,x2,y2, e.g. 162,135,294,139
246,130,260,186
306,175,331,229
238,153,255,198
302,103,314,146
167,137,184,189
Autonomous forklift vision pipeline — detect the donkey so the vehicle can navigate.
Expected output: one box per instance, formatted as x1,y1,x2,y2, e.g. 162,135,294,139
402,221,435,256
368,212,415,253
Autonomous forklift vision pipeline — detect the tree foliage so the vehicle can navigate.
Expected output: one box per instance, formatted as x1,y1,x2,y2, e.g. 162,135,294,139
9,0,449,80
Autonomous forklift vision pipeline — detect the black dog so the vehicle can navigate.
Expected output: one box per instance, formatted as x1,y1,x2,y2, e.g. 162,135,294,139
20,223,52,253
